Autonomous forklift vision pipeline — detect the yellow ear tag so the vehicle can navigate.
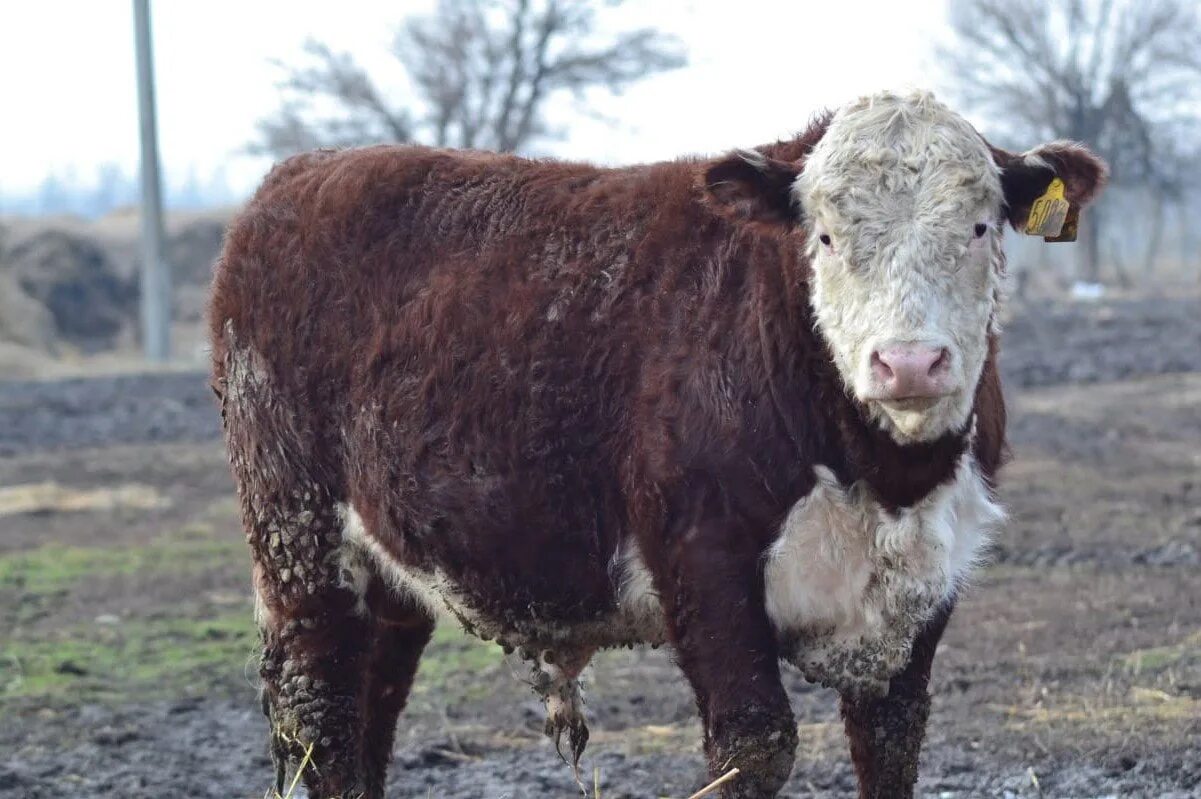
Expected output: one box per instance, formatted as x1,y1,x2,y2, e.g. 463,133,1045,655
1024,177,1070,239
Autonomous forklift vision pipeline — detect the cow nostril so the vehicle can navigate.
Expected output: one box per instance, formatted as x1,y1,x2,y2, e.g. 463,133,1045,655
870,351,894,380
929,348,950,376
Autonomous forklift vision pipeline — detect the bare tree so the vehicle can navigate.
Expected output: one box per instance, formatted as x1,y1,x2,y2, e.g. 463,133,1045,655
939,0,1201,282
254,0,685,158
255,41,416,156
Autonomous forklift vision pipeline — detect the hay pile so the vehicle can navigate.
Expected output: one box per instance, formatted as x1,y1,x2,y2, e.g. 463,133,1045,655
0,210,233,375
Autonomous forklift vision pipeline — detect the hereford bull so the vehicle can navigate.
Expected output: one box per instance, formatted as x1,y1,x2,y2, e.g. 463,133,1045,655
210,91,1106,798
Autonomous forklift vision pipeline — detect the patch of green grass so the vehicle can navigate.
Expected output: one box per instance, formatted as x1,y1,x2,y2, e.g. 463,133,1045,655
1123,630,1201,673
0,530,244,596
417,623,506,699
0,525,252,711
1,610,258,707
1,525,511,713
424,624,503,673
2,610,509,709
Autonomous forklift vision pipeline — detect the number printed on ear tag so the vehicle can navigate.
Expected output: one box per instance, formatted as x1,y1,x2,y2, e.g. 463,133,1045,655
1043,203,1079,243
1025,177,1070,238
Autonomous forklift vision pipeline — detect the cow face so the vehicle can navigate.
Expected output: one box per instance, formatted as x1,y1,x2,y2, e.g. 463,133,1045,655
703,91,1106,444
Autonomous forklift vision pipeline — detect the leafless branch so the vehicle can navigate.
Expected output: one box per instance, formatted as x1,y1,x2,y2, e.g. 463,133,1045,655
254,0,686,158
251,40,414,157
940,0,1201,191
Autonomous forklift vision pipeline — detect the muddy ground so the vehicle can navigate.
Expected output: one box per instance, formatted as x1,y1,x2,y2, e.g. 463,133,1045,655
1,295,1198,798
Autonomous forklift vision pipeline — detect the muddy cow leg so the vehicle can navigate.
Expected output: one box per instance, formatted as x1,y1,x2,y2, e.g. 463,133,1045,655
250,492,373,799
665,519,798,798
359,579,436,797
219,352,373,795
839,603,953,799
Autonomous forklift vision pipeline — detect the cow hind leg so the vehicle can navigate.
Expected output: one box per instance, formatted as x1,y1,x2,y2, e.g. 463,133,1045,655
246,486,374,799
359,579,436,797
839,605,952,799
219,339,373,797
248,488,381,799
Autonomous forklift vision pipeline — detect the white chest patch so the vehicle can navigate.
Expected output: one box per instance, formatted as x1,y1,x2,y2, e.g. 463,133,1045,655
764,453,1003,695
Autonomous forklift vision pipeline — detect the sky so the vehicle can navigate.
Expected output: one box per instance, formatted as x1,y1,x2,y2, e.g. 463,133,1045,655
0,0,954,201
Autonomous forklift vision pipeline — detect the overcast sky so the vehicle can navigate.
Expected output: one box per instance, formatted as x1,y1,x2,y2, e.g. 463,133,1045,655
0,1,955,199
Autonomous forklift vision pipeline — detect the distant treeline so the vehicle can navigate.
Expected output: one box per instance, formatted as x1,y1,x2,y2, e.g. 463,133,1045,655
0,163,241,218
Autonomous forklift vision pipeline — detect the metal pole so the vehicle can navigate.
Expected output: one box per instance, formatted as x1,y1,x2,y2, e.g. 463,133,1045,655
133,0,170,361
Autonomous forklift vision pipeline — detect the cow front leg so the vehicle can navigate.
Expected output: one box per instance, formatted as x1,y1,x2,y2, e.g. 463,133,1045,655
839,605,952,799
665,521,797,798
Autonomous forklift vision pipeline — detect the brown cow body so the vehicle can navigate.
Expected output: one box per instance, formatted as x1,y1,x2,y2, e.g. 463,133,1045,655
211,92,1105,798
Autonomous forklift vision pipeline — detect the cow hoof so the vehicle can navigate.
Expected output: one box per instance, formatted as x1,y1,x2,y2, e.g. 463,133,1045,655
709,711,798,798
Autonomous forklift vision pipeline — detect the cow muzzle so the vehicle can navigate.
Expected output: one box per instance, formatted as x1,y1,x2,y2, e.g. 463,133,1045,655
864,341,955,403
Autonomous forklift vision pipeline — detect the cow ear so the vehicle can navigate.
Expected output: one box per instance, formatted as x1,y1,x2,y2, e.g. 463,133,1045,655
994,141,1108,240
701,149,802,225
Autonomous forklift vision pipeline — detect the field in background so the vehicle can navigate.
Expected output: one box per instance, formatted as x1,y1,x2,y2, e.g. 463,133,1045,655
1,295,1199,798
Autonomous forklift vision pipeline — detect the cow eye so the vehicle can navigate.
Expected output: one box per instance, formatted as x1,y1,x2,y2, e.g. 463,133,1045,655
973,223,988,238
818,233,832,246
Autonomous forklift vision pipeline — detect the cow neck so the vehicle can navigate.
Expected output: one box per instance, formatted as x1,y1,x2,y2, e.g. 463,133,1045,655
827,398,969,513
808,317,968,514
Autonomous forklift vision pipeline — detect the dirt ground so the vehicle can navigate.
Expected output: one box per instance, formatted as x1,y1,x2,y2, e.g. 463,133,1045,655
1,295,1198,799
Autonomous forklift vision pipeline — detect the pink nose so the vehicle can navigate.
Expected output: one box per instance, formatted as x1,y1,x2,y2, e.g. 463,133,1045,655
870,344,952,400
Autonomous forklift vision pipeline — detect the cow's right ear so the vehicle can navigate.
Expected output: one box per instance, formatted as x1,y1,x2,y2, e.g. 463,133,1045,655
701,149,802,226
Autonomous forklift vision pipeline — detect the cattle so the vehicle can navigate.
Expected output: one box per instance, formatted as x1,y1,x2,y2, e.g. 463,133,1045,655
209,90,1106,798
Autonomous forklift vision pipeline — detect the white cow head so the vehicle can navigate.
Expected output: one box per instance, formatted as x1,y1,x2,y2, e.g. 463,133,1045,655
702,91,1107,444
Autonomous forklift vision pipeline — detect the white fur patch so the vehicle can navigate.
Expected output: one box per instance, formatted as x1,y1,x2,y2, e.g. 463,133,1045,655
337,502,476,624
252,588,273,631
611,538,668,642
795,90,1006,444
334,533,372,617
764,453,1004,689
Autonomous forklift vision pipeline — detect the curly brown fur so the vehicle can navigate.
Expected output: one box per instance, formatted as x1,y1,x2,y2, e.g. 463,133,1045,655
210,95,1103,796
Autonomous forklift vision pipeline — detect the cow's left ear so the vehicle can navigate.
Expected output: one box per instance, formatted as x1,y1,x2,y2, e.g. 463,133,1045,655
993,141,1108,240
701,149,802,226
